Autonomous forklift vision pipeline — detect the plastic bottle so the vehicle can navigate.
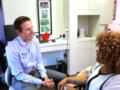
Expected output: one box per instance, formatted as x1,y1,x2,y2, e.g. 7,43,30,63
79,27,84,37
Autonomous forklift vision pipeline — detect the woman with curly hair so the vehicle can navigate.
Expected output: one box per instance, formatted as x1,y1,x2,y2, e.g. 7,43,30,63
58,31,120,90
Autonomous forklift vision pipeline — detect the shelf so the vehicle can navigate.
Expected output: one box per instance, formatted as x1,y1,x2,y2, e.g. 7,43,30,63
77,36,96,42
40,39,69,47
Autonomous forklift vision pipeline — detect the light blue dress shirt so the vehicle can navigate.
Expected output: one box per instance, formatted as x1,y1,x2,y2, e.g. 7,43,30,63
6,36,47,85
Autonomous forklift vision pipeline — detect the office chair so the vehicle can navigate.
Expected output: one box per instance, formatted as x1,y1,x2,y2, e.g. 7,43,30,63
5,66,15,90
3,25,17,90
3,25,18,42
68,66,93,90
5,66,41,90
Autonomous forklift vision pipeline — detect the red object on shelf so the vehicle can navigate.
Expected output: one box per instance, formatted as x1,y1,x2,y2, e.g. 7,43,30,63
42,32,50,40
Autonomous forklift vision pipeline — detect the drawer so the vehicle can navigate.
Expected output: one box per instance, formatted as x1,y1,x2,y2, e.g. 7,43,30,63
77,49,91,60
77,41,91,49
41,45,69,53
77,59,91,67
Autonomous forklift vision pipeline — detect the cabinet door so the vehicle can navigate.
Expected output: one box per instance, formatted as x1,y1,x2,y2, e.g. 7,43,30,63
78,49,91,60
77,49,91,72
90,0,101,9
77,0,89,9
91,41,97,66
77,41,91,49
77,41,91,72
100,0,114,24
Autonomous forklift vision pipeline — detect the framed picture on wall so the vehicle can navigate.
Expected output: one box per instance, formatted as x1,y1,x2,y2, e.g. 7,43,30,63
37,0,52,35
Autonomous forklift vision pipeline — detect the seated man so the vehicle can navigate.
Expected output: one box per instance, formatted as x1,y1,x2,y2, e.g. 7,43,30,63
5,16,67,90
58,31,120,90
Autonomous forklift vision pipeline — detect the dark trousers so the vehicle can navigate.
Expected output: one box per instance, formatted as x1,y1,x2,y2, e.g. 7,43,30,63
11,69,67,90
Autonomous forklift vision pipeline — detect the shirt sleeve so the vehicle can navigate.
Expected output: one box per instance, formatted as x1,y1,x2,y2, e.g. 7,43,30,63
35,40,47,78
6,48,42,85
103,75,120,90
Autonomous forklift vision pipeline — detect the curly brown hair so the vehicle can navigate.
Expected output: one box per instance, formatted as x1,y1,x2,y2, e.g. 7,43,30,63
96,31,120,74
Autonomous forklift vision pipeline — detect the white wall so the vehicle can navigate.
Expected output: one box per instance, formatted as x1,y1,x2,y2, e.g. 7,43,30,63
2,0,64,37
2,0,38,32
42,50,66,66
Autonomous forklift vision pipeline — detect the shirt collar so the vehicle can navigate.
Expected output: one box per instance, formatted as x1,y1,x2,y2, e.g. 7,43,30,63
17,36,33,47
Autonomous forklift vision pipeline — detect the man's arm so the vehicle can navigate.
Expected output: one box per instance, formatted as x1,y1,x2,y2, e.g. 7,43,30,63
35,40,47,78
35,40,54,88
6,50,42,85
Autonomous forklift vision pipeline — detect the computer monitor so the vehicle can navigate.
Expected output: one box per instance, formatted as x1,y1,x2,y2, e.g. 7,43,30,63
4,25,18,42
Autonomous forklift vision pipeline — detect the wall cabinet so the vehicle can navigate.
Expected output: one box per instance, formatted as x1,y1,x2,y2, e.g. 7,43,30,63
77,0,89,10
77,0,101,10
91,41,97,66
90,0,101,10
100,0,114,24
77,0,101,15
63,0,114,75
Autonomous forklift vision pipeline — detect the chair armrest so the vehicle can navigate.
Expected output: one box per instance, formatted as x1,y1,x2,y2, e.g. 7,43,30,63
73,85,85,90
5,66,11,86
67,83,85,90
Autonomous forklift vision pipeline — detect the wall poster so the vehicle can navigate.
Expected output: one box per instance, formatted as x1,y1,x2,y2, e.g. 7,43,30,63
37,0,52,35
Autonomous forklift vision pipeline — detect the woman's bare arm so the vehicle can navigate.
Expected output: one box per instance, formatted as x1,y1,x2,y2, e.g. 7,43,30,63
58,74,88,90
66,74,88,85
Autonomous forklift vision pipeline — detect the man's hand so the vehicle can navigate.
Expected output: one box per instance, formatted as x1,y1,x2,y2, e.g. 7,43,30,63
43,77,54,89
58,79,67,90
41,80,49,87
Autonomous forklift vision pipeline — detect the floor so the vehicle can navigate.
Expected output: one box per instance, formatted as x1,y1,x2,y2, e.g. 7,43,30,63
0,87,8,90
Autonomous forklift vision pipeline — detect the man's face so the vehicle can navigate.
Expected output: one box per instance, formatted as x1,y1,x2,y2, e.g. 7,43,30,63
16,20,34,43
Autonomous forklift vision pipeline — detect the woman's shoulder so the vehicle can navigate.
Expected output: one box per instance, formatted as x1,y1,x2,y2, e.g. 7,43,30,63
109,74,120,81
103,74,120,90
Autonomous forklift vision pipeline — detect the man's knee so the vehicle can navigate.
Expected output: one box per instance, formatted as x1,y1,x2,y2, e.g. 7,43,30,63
12,80,38,90
59,73,67,80
21,84,38,90
22,83,38,90
53,72,67,83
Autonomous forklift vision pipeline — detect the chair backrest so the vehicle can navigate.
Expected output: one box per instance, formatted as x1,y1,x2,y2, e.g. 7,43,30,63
0,45,7,73
3,25,18,42
5,66,12,86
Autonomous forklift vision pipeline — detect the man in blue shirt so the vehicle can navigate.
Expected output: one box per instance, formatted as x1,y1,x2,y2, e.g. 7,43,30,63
6,16,67,90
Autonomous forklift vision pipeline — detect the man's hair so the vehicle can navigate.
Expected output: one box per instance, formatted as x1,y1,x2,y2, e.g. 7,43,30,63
96,31,120,74
14,16,31,32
